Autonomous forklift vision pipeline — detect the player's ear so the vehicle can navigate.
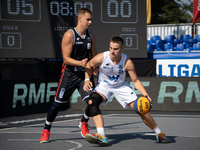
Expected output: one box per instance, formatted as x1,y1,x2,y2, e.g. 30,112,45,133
121,46,124,52
78,16,81,22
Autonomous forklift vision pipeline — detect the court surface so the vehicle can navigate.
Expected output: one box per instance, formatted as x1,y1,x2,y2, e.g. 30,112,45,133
0,109,200,150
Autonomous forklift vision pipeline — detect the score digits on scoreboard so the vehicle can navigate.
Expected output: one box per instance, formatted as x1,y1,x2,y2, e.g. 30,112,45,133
0,0,41,21
101,0,138,23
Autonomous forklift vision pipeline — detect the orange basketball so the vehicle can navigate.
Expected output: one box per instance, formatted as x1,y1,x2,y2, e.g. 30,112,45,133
133,97,152,115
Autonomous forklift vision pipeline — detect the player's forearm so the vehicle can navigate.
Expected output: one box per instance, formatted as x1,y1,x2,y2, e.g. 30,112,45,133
63,57,82,67
134,79,149,96
85,65,93,79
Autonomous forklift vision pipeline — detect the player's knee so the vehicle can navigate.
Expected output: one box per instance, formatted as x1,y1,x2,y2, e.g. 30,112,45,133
50,101,64,111
88,92,103,117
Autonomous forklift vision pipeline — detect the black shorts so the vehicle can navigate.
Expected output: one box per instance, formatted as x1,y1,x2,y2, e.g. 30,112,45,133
55,70,92,103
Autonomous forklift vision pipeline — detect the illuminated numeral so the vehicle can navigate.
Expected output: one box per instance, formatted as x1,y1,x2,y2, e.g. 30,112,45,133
120,34,138,50
7,0,33,15
1,0,41,21
74,2,93,16
7,0,20,15
7,35,15,46
60,2,70,16
0,32,21,49
50,1,59,15
107,0,131,18
107,0,118,17
125,37,133,47
22,0,34,15
120,0,131,17
74,2,83,16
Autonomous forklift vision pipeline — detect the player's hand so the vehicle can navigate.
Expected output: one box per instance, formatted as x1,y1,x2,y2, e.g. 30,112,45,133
83,80,93,92
93,67,99,76
144,95,152,106
81,58,88,67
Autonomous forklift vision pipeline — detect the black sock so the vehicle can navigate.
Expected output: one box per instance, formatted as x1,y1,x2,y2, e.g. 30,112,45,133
81,115,89,122
44,123,51,131
81,106,90,122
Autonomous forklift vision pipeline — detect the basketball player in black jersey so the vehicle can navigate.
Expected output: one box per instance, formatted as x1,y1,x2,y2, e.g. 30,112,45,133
40,8,97,143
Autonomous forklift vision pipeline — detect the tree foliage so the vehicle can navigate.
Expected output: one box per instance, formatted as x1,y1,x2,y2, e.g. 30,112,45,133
151,0,193,24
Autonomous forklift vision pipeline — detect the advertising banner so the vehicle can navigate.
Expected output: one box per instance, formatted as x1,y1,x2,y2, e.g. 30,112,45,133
156,59,200,77
2,76,199,118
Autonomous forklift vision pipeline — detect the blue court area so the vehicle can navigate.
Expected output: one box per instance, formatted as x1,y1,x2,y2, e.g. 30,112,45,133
0,110,200,150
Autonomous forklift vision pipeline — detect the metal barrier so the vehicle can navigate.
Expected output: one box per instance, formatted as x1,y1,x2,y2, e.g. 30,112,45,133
195,23,200,35
147,23,193,40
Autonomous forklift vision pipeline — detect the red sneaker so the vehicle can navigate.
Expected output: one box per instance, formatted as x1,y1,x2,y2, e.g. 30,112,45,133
78,121,89,138
40,130,51,143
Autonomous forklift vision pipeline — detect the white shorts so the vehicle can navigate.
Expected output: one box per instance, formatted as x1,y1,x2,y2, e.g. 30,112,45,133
93,81,137,109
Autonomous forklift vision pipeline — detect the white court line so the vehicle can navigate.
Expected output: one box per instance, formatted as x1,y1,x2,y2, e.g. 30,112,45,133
7,139,82,150
103,114,200,120
0,113,199,132
0,115,115,132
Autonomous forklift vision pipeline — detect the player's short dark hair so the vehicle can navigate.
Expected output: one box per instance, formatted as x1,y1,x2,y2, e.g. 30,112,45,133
111,36,124,47
78,8,92,16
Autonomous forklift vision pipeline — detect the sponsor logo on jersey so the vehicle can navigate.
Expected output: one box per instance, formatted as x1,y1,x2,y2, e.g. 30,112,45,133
118,65,123,69
103,66,113,69
119,70,124,74
75,42,83,44
87,43,91,49
108,75,120,82
103,63,113,69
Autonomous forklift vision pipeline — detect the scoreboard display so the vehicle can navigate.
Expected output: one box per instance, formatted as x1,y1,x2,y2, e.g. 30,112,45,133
0,0,147,58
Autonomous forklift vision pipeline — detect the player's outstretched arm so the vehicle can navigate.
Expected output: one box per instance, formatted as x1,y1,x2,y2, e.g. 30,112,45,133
125,58,152,102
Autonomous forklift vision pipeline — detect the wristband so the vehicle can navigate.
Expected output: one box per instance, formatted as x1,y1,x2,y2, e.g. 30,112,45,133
85,78,90,82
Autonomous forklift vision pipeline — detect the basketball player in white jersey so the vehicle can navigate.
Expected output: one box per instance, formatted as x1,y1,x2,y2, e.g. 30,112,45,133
83,36,170,146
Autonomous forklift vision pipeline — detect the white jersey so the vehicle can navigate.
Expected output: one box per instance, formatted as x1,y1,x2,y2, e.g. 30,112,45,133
97,51,127,86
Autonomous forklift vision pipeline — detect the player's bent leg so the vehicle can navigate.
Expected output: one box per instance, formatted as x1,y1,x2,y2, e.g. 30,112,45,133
88,92,103,117
40,101,65,143
88,92,104,128
78,101,91,138
129,102,170,143
79,85,92,138
139,113,157,130
85,92,109,146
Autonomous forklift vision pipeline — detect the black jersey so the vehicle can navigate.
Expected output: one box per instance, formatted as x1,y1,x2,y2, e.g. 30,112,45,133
65,27,92,72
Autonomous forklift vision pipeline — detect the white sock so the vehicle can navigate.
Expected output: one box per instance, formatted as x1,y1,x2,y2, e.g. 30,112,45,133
97,127,105,136
84,113,90,119
45,120,52,126
154,126,161,135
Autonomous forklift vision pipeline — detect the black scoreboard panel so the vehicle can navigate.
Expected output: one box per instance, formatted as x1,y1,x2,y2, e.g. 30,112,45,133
0,0,147,58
